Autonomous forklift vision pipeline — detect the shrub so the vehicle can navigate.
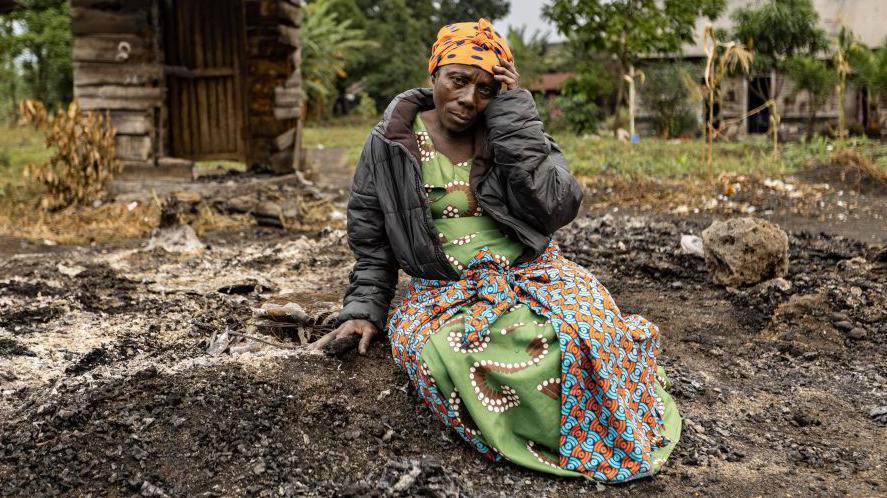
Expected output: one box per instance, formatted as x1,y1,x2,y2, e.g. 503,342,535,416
354,92,378,120
554,73,606,134
20,99,119,210
642,64,700,138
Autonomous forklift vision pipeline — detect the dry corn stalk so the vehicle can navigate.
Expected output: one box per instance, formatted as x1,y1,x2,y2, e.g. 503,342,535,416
702,26,754,176
20,99,120,210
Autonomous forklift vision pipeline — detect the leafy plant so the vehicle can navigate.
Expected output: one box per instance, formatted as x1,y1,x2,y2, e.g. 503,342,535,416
19,99,119,210
641,63,699,138
785,55,836,140
554,64,614,134
832,27,859,139
301,0,375,119
354,92,378,120
3,0,72,108
849,37,887,134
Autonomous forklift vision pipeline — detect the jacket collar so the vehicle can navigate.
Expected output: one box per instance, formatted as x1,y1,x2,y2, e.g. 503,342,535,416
375,88,492,178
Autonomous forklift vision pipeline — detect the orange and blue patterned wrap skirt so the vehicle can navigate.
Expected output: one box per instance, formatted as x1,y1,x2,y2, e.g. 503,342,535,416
388,243,678,482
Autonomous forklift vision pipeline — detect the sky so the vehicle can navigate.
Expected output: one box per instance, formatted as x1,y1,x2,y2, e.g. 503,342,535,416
497,0,565,43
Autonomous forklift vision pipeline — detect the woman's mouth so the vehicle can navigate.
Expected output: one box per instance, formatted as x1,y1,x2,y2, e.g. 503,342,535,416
449,111,472,125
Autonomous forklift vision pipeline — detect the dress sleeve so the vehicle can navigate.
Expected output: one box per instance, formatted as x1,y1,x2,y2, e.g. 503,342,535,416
337,135,399,331
484,89,583,235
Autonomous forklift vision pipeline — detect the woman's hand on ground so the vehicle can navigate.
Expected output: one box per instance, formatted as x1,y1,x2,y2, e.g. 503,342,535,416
308,319,378,355
493,59,520,91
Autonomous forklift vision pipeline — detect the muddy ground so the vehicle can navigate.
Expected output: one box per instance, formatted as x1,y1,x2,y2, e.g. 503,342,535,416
1,167,886,497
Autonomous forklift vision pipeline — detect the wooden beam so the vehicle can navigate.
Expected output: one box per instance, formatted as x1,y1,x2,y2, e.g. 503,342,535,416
75,85,164,101
277,25,299,48
273,106,300,120
70,7,150,36
70,0,151,8
274,128,295,151
79,97,160,111
274,86,299,107
73,62,162,86
73,35,148,63
278,1,301,26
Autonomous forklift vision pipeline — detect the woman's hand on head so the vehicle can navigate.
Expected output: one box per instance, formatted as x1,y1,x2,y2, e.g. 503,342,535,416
493,59,520,92
308,319,378,355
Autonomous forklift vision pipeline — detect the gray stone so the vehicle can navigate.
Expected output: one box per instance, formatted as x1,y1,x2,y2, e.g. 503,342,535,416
848,327,867,340
833,321,854,332
146,224,205,253
702,217,789,286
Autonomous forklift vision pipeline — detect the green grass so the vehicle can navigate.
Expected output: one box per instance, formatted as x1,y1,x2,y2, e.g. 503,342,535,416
302,118,376,167
301,116,887,181
553,134,819,180
0,124,52,188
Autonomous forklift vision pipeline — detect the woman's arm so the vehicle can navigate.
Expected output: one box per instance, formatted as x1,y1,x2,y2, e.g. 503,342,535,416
336,136,399,332
484,88,583,235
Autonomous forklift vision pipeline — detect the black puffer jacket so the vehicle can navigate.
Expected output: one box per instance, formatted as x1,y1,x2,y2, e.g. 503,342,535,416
338,88,583,330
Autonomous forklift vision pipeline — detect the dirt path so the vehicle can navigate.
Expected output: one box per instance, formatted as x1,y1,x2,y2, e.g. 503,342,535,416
1,200,885,496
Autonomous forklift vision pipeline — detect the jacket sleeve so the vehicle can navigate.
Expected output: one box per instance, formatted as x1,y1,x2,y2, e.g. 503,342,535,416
484,89,583,235
337,136,399,331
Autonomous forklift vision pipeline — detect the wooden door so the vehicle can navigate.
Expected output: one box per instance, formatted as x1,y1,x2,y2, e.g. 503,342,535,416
163,0,246,160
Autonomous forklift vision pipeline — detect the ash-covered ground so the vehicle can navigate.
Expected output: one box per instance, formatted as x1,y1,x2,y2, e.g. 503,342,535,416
1,172,886,497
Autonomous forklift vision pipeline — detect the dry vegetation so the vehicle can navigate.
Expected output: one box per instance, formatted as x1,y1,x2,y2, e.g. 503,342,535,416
19,100,120,210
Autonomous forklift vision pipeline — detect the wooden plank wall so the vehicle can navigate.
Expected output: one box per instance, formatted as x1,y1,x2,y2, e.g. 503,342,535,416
71,0,301,172
243,0,301,172
71,0,162,169
163,0,246,161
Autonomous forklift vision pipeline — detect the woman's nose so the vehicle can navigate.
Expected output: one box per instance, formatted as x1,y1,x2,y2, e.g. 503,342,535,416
457,87,476,110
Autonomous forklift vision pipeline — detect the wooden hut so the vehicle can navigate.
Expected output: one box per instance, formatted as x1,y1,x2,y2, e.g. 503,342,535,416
3,0,303,176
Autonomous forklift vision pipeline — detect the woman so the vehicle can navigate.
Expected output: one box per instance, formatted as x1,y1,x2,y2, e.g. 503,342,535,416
311,19,681,482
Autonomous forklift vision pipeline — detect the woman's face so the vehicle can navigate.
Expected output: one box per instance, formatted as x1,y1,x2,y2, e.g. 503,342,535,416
431,64,498,133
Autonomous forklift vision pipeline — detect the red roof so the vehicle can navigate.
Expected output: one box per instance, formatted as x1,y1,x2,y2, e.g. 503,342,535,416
529,72,574,92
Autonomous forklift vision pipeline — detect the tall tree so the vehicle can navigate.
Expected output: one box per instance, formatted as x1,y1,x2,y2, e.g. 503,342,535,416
435,0,509,25
0,15,22,121
7,0,72,107
544,0,726,134
832,27,859,138
731,0,827,141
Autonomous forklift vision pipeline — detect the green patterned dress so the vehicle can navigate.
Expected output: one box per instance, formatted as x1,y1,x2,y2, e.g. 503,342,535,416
413,114,681,475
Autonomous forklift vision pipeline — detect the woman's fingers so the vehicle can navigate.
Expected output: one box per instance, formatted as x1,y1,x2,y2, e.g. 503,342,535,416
308,328,339,350
358,329,373,355
309,319,377,355
494,59,519,90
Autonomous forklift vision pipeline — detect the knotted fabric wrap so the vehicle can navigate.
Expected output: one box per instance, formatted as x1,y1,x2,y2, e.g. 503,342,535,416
388,243,670,481
428,18,513,75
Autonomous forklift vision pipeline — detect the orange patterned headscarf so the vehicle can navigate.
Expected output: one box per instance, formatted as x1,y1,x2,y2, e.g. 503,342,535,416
428,18,513,76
